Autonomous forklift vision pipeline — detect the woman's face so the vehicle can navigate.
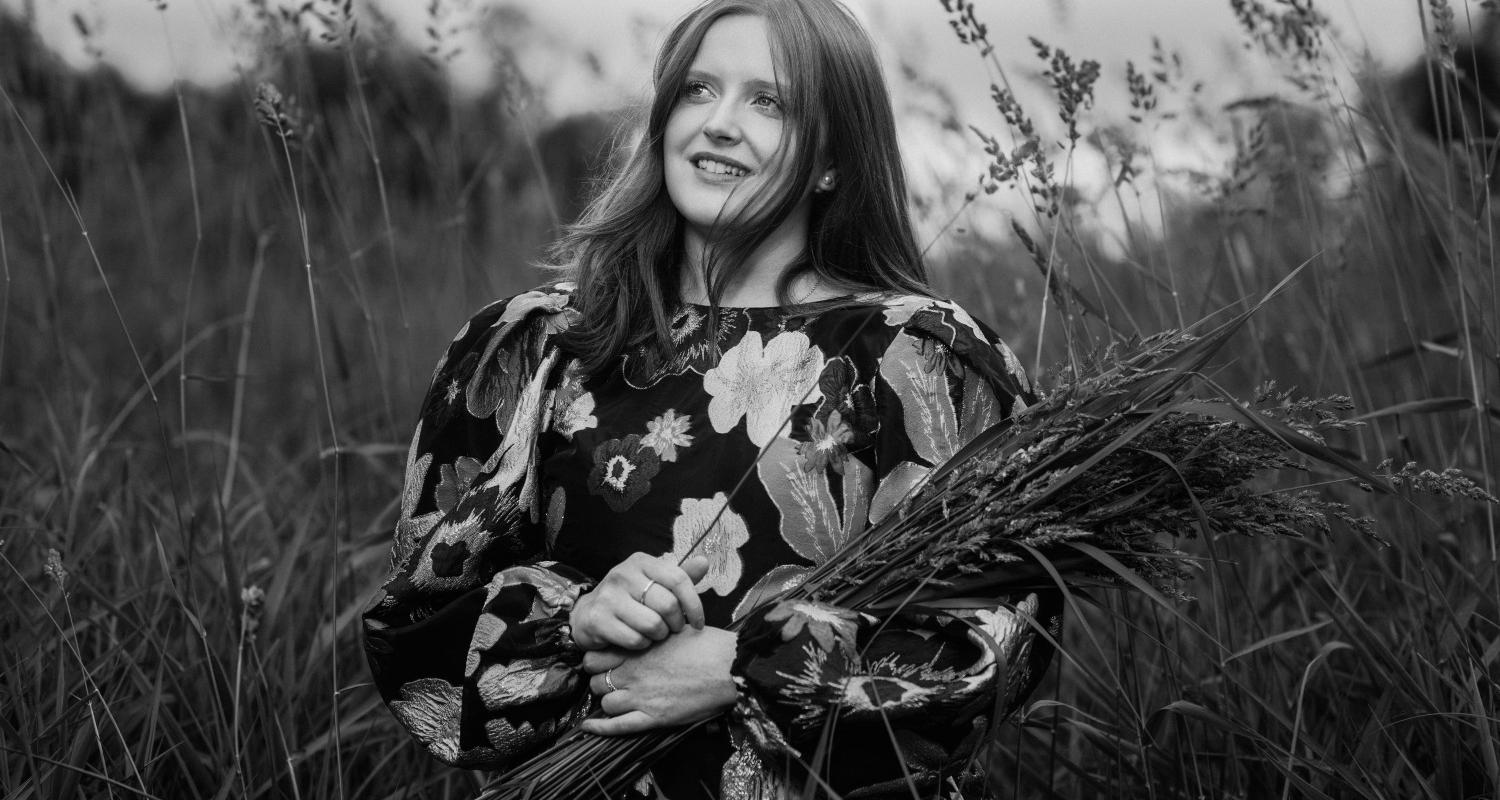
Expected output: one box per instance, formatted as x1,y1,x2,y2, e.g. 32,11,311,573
662,14,810,246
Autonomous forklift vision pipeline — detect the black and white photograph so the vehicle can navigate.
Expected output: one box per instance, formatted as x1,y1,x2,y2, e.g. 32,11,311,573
2,0,1496,797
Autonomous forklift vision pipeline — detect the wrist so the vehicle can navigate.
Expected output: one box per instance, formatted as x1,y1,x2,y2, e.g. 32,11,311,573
705,627,740,705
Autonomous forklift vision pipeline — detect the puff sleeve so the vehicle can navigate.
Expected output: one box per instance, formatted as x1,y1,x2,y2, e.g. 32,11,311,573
361,286,595,769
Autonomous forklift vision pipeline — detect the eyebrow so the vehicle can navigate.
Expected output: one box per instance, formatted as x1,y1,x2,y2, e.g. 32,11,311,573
686,69,782,94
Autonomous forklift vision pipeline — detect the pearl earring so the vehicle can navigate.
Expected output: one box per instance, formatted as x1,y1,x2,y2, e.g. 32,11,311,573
817,171,837,192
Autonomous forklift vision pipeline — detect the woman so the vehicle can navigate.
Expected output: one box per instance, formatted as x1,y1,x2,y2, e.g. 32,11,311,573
362,0,1059,797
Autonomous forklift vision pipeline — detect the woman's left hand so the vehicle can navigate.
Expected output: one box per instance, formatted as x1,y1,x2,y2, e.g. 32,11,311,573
580,626,739,735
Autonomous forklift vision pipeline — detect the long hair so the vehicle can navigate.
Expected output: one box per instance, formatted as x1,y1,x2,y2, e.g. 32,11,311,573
550,0,927,377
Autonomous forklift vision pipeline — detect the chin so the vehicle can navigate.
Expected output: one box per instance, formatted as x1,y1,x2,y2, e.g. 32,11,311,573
669,169,762,229
670,193,732,234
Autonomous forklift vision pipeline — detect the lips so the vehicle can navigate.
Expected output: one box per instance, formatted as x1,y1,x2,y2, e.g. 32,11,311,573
691,152,751,178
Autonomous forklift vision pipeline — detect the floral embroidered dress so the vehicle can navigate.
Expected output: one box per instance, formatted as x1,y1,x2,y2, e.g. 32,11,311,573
362,283,1062,799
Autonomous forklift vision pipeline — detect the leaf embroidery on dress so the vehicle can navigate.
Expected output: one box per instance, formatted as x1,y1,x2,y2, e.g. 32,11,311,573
757,437,842,564
881,294,987,345
545,486,566,550
732,563,812,621
879,330,960,466
879,295,931,328
869,461,930,524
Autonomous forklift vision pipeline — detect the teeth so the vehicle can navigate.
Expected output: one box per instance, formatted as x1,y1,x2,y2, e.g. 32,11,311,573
695,158,747,177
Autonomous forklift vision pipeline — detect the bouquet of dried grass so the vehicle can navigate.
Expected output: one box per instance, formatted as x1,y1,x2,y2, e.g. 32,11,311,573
479,300,1492,799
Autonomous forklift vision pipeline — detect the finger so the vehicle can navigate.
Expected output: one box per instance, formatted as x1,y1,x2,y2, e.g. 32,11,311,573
589,672,616,696
642,587,686,633
616,603,670,642
581,649,627,674
599,688,635,716
580,710,656,736
679,554,710,584
596,554,652,596
595,618,651,651
643,560,706,630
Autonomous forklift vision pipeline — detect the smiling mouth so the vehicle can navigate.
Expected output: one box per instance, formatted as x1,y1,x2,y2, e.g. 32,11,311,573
694,157,750,178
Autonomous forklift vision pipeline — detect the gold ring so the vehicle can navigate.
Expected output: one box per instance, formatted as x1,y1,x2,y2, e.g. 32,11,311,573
604,668,618,694
638,579,659,605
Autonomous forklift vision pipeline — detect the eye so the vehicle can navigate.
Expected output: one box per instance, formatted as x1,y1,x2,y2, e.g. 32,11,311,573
752,91,782,111
682,80,712,101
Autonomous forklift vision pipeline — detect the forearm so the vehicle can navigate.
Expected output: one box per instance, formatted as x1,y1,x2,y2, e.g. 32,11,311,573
364,561,595,767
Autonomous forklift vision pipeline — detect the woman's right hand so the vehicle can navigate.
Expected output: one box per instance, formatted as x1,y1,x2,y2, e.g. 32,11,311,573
570,553,709,650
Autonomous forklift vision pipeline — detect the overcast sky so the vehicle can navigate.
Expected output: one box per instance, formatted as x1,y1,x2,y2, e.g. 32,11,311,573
0,0,1457,245
3,0,1437,100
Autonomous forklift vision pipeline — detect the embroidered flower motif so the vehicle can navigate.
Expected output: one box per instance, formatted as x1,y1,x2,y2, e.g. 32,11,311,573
762,601,862,655
703,330,823,447
669,305,704,344
815,356,877,451
434,456,484,514
550,359,596,439
466,289,575,426
641,409,694,462
587,434,661,512
797,410,854,473
465,347,521,423
839,675,930,712
555,391,597,439
965,597,1037,672
914,337,951,375
388,678,463,763
669,492,751,596
621,305,725,388
553,388,597,441
971,606,1021,648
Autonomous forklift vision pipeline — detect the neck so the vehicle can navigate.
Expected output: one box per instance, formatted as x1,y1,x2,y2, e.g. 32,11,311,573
679,236,799,307
679,205,835,307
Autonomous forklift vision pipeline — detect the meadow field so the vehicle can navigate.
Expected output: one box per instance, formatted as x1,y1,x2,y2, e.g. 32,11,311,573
1,1,1497,798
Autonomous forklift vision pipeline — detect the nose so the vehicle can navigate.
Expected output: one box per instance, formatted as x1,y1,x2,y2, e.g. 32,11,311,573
701,100,741,145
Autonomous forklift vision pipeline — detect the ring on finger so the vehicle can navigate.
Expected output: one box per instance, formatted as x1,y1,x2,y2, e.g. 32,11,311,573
638,579,659,605
603,668,618,694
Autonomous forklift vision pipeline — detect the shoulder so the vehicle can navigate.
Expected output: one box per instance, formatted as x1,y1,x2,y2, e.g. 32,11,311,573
421,282,577,424
808,292,1033,402
431,282,577,379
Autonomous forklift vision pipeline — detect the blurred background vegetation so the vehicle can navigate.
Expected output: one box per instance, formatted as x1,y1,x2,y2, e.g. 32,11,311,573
1,0,1496,798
